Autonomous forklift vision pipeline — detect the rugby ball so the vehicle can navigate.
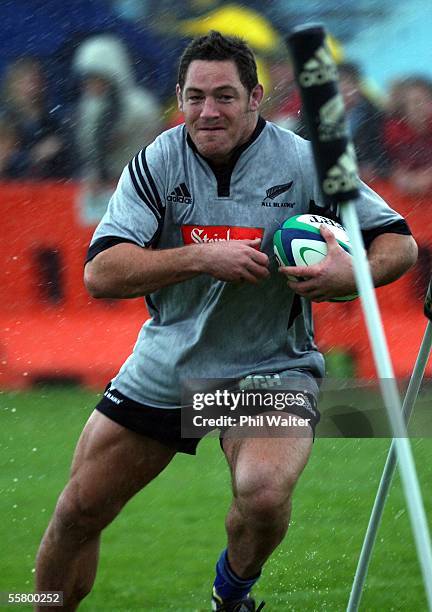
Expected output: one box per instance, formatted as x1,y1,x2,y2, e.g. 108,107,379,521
273,214,358,302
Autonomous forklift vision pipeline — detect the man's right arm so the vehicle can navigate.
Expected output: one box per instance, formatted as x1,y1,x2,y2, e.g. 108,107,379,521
84,239,269,299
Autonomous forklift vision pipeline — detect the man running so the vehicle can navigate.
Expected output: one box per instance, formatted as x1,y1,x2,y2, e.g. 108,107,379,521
35,31,417,611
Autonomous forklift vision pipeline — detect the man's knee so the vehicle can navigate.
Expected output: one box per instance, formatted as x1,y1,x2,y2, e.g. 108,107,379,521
234,469,296,526
52,481,120,539
227,435,312,528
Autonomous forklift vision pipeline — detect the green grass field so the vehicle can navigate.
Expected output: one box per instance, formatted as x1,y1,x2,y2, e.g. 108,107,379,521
1,387,432,611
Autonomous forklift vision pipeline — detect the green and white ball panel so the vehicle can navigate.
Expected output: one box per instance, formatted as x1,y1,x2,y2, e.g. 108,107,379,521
273,233,290,267
282,214,352,252
291,238,329,266
273,214,358,302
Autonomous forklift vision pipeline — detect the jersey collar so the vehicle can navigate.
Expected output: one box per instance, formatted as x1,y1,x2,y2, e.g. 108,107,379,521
186,116,266,197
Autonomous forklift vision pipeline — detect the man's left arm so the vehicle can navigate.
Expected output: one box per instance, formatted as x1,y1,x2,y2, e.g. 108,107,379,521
279,227,418,302
367,231,418,287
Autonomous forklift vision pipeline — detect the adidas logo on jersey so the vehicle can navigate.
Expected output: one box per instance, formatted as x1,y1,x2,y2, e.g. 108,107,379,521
323,144,359,195
298,45,338,88
167,183,192,204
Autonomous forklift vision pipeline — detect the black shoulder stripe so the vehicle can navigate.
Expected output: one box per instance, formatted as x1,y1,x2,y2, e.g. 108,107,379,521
85,236,141,264
128,156,161,220
362,219,412,249
139,148,163,213
133,152,161,214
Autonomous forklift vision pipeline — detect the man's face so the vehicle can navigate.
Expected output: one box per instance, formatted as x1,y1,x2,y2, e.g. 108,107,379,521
177,60,263,164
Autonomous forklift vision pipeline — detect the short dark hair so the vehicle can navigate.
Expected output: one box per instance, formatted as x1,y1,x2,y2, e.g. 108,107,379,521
177,30,258,94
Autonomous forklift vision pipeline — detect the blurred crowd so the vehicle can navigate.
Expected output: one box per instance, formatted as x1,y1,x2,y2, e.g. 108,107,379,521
0,0,431,197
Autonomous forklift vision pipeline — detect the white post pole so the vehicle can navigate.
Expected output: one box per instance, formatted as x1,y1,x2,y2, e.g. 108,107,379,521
340,204,432,611
347,321,432,611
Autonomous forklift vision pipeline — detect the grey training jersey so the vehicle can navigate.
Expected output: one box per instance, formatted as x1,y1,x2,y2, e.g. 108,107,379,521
88,118,409,407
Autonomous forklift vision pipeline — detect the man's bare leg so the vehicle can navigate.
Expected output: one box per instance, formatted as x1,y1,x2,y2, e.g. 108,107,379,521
222,414,313,578
35,410,176,610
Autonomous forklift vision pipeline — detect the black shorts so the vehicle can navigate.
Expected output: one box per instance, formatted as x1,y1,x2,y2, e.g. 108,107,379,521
95,380,320,456
96,385,201,455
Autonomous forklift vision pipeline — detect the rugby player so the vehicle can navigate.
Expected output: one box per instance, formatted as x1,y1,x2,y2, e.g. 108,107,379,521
35,31,417,611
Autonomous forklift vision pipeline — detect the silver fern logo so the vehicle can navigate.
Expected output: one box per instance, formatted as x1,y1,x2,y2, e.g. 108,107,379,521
262,181,295,208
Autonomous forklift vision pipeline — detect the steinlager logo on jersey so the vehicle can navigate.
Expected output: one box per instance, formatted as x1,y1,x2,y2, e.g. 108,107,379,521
182,225,263,245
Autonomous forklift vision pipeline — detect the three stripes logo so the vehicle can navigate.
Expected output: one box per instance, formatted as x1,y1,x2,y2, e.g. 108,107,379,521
128,148,164,223
318,94,347,142
299,45,338,88
167,183,192,204
323,144,359,196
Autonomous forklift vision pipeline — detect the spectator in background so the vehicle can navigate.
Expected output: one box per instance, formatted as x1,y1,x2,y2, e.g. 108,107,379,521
384,76,432,196
72,34,162,189
0,57,70,179
262,35,343,134
386,78,410,118
261,46,301,132
338,62,388,182
0,115,28,179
